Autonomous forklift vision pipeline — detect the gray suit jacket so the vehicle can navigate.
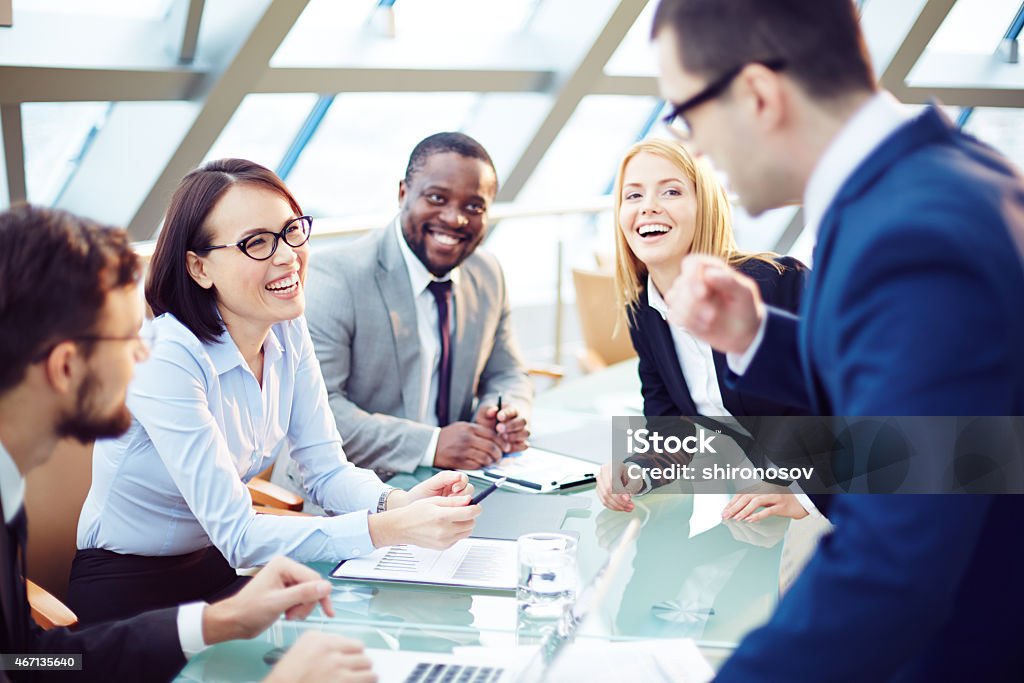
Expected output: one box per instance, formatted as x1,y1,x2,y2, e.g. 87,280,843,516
304,225,533,474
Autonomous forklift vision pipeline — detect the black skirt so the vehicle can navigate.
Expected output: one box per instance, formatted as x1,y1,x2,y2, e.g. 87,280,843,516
67,545,249,625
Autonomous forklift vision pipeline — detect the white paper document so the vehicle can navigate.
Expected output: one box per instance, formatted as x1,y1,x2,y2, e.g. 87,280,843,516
330,538,517,591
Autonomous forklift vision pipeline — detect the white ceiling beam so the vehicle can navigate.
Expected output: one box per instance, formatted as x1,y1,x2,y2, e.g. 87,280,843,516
898,86,1024,107
0,65,663,104
0,66,202,104
255,67,555,94
592,74,659,96
497,0,649,202
127,0,311,239
1,104,26,203
179,0,206,64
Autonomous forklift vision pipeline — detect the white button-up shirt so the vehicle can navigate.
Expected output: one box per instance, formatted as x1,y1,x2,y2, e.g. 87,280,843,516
78,313,387,568
647,276,733,417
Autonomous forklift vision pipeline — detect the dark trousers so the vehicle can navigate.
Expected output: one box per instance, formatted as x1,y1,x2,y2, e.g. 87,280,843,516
67,546,249,625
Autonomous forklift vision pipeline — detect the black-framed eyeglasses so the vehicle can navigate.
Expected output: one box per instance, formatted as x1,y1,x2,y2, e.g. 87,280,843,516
661,60,786,140
194,215,313,261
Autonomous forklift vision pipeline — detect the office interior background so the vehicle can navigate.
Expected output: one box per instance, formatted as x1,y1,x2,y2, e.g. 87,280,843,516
1,0,1021,382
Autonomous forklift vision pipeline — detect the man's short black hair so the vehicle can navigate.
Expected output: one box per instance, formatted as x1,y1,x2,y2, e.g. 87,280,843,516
404,132,497,187
652,0,875,100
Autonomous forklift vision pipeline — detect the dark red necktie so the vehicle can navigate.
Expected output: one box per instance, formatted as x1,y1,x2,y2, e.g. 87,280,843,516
427,280,453,427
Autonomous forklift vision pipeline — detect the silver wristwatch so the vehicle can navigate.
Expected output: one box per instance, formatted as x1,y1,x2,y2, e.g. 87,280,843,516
376,486,397,513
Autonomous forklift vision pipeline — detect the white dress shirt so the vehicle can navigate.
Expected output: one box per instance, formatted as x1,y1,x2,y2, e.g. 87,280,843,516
78,313,388,568
394,219,460,467
0,439,207,657
728,91,912,375
647,277,733,417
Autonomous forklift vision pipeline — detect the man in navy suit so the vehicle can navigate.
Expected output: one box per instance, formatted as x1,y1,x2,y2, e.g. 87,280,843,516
649,0,1024,680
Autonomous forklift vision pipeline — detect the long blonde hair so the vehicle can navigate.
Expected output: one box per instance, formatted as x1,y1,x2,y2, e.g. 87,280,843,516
612,138,781,317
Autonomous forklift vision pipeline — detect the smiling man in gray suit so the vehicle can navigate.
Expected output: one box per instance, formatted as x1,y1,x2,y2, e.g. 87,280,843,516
304,132,533,476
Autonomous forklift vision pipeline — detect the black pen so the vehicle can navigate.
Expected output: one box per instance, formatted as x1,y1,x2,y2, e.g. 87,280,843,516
496,394,503,415
482,472,541,490
470,477,506,505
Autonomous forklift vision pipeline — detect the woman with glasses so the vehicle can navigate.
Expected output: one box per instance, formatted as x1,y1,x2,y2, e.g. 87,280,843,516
595,139,815,520
69,159,480,624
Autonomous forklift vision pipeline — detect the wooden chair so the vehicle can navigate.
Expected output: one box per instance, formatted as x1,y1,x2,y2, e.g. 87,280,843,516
27,579,78,629
571,268,637,373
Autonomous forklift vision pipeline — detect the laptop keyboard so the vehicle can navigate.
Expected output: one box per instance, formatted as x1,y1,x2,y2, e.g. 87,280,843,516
404,662,505,683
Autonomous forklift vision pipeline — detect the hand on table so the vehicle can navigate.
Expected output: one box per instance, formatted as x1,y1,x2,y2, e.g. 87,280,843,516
596,462,644,512
263,631,377,683
722,491,810,523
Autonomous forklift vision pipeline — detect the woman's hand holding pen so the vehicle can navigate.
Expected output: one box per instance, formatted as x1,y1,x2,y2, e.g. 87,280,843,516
367,495,480,550
397,471,475,506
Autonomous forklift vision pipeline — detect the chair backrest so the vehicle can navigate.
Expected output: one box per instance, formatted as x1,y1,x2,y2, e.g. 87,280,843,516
24,438,93,603
572,268,636,372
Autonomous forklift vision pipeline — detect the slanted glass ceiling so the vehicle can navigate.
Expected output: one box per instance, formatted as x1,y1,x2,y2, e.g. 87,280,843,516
928,0,1022,54
277,92,551,219
19,0,173,20
22,102,109,206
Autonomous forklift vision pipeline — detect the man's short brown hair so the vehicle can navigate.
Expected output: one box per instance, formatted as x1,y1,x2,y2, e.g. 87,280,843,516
652,0,875,100
0,204,140,392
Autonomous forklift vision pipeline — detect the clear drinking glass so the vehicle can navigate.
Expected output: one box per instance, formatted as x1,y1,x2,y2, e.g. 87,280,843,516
517,532,578,619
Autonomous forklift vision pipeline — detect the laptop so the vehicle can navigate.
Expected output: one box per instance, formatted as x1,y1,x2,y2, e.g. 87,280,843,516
367,519,643,683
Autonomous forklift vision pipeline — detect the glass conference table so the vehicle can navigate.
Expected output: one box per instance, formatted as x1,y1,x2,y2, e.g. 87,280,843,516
176,360,787,681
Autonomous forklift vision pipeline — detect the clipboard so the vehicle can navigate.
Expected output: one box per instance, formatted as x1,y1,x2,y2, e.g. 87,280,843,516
459,447,597,494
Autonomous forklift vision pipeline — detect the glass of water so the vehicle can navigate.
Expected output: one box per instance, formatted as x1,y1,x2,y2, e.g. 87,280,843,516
517,532,578,619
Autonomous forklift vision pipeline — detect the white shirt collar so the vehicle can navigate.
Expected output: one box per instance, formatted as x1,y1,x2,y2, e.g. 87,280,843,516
646,275,670,321
803,91,912,238
393,218,460,295
0,438,26,524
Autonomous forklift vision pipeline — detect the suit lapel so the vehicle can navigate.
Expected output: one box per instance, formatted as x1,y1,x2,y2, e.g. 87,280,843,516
799,105,953,415
0,508,27,654
376,228,424,420
450,268,480,420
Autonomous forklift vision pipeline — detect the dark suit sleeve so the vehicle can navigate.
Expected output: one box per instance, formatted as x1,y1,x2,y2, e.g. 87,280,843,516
26,607,185,682
626,309,680,417
726,307,812,411
715,496,992,683
722,257,811,410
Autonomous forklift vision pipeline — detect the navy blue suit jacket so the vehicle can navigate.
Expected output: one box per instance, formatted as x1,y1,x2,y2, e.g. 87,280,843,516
717,107,1024,681
0,507,185,682
627,256,809,418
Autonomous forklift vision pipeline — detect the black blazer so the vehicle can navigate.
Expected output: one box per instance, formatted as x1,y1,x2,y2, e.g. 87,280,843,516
0,508,185,682
626,255,810,417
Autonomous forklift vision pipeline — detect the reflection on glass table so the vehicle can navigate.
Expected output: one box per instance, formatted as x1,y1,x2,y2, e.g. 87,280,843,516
175,378,789,680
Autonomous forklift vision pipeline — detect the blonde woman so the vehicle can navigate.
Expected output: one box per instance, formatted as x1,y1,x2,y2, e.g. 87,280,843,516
597,139,811,519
